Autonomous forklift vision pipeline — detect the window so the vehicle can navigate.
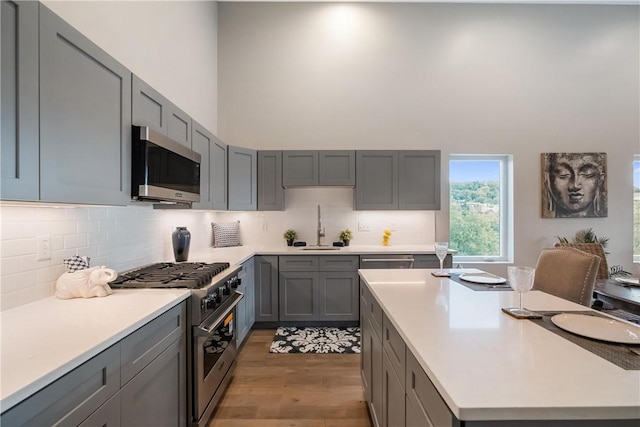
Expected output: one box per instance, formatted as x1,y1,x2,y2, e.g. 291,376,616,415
449,155,513,263
634,156,640,262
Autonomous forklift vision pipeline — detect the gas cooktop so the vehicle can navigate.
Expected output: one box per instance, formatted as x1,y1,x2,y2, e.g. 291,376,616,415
110,262,231,289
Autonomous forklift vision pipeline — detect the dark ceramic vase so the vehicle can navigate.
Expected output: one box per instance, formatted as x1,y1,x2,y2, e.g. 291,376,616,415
172,227,191,262
287,240,294,247
343,240,350,246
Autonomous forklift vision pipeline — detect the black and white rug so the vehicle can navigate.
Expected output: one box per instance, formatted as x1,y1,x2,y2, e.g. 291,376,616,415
269,326,360,354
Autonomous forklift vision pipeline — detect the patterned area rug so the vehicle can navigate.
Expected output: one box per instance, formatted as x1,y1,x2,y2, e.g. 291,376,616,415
269,326,361,354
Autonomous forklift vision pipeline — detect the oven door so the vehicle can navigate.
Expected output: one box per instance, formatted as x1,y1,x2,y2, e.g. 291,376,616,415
193,291,243,425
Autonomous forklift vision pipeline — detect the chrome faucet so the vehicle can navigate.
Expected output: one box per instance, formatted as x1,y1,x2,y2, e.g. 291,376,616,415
316,204,325,246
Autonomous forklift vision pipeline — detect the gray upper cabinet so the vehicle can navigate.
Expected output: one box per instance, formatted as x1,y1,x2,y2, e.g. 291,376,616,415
258,151,284,211
319,151,356,186
1,0,39,201
211,138,228,210
398,150,441,210
191,121,213,210
228,145,257,211
39,4,131,205
132,74,191,148
356,150,441,210
283,150,355,187
356,151,398,210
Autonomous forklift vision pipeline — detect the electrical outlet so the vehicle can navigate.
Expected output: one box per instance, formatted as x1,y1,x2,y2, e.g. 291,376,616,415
358,222,371,232
37,236,51,261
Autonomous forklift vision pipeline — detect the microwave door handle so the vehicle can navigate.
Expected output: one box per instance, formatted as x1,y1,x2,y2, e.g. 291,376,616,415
198,292,244,335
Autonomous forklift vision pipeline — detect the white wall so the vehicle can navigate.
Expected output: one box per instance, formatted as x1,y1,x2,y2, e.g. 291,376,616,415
42,0,219,132
218,2,640,275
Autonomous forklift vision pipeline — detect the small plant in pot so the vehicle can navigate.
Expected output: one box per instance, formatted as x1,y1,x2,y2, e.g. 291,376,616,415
283,229,297,246
340,229,353,246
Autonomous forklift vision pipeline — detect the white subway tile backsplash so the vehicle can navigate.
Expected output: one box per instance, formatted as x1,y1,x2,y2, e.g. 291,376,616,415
51,221,78,236
63,234,88,249
0,271,38,294
1,238,37,258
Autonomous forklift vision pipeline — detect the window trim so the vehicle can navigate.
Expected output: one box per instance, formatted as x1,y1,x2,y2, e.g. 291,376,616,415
634,155,640,264
449,154,514,264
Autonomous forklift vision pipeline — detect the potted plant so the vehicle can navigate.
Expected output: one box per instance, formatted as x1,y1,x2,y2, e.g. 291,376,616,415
339,229,353,246
283,229,297,246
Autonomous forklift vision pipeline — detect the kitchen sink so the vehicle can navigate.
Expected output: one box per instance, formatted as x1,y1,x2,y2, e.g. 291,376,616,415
300,246,341,251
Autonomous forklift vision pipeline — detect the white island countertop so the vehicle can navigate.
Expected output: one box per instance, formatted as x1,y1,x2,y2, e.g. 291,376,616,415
359,269,640,422
0,289,190,412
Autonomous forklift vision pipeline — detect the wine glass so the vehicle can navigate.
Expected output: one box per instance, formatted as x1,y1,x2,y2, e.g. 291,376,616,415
434,242,449,274
506,266,536,317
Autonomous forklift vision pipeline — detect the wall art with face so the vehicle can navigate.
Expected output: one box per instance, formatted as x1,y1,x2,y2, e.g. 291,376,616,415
541,152,607,218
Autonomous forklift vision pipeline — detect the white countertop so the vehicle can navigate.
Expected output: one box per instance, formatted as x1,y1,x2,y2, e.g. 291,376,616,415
359,269,640,421
0,289,190,412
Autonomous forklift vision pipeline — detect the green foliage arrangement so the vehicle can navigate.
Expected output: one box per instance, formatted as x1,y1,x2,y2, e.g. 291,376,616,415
340,229,353,242
556,228,609,250
283,229,297,242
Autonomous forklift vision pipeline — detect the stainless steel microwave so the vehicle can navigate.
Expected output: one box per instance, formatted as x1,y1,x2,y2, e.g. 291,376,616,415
131,126,201,204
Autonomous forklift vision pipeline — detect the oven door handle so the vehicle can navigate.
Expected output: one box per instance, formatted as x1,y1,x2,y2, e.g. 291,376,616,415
198,291,244,335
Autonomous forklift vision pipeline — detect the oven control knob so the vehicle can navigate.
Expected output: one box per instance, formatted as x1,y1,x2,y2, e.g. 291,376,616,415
222,284,231,295
211,292,221,304
205,294,219,310
230,277,238,289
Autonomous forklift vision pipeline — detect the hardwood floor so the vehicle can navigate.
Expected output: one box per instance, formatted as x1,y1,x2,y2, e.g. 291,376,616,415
207,329,372,427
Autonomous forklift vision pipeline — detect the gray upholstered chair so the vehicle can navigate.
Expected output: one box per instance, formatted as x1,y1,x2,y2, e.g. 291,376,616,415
553,242,609,280
533,247,600,307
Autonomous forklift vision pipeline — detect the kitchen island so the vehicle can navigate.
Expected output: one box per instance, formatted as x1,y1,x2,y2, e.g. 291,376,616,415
359,268,640,426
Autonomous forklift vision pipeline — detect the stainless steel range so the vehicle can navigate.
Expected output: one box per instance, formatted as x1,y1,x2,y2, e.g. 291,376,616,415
110,262,243,427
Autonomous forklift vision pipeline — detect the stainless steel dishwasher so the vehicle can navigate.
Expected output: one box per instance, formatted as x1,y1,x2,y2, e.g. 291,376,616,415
359,254,415,269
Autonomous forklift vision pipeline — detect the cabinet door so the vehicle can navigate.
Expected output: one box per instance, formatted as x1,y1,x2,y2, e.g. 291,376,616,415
371,323,383,427
191,121,213,209
39,5,131,205
254,255,279,322
279,272,320,321
211,138,228,210
414,254,452,269
382,350,406,427
360,299,373,404
237,258,255,346
132,74,168,134
406,351,454,427
1,344,120,426
1,0,39,201
399,150,441,210
319,151,356,186
120,302,185,385
228,145,257,211
244,257,256,330
282,150,318,187
318,271,359,321
236,286,248,345
258,151,284,211
355,151,398,210
132,74,191,148
120,335,187,427
78,393,121,427
382,314,406,389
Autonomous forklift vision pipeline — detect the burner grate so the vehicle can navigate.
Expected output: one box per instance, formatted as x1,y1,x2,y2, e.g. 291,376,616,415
110,262,231,289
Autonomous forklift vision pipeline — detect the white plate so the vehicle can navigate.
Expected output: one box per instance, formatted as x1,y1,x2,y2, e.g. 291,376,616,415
459,273,506,284
551,313,640,344
615,277,640,286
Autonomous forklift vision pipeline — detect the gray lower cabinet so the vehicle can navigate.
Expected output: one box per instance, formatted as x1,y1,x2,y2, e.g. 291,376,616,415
258,151,285,211
279,256,359,322
228,145,257,211
382,351,405,427
237,257,256,345
120,334,187,427
283,150,356,187
413,254,453,269
356,150,441,211
0,302,187,427
39,4,131,205
1,0,39,201
254,255,279,322
0,344,121,426
132,74,191,148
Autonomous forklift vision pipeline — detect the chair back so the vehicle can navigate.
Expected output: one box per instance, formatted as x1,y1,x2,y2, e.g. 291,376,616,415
533,247,600,306
553,242,608,280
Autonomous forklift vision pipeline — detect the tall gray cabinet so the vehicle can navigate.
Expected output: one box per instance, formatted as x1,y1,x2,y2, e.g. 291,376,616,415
356,150,441,210
228,145,257,211
1,0,39,201
258,151,285,211
39,4,131,205
211,139,228,210
191,122,228,211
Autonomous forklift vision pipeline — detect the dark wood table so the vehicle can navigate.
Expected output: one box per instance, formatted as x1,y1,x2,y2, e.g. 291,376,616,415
593,279,640,315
